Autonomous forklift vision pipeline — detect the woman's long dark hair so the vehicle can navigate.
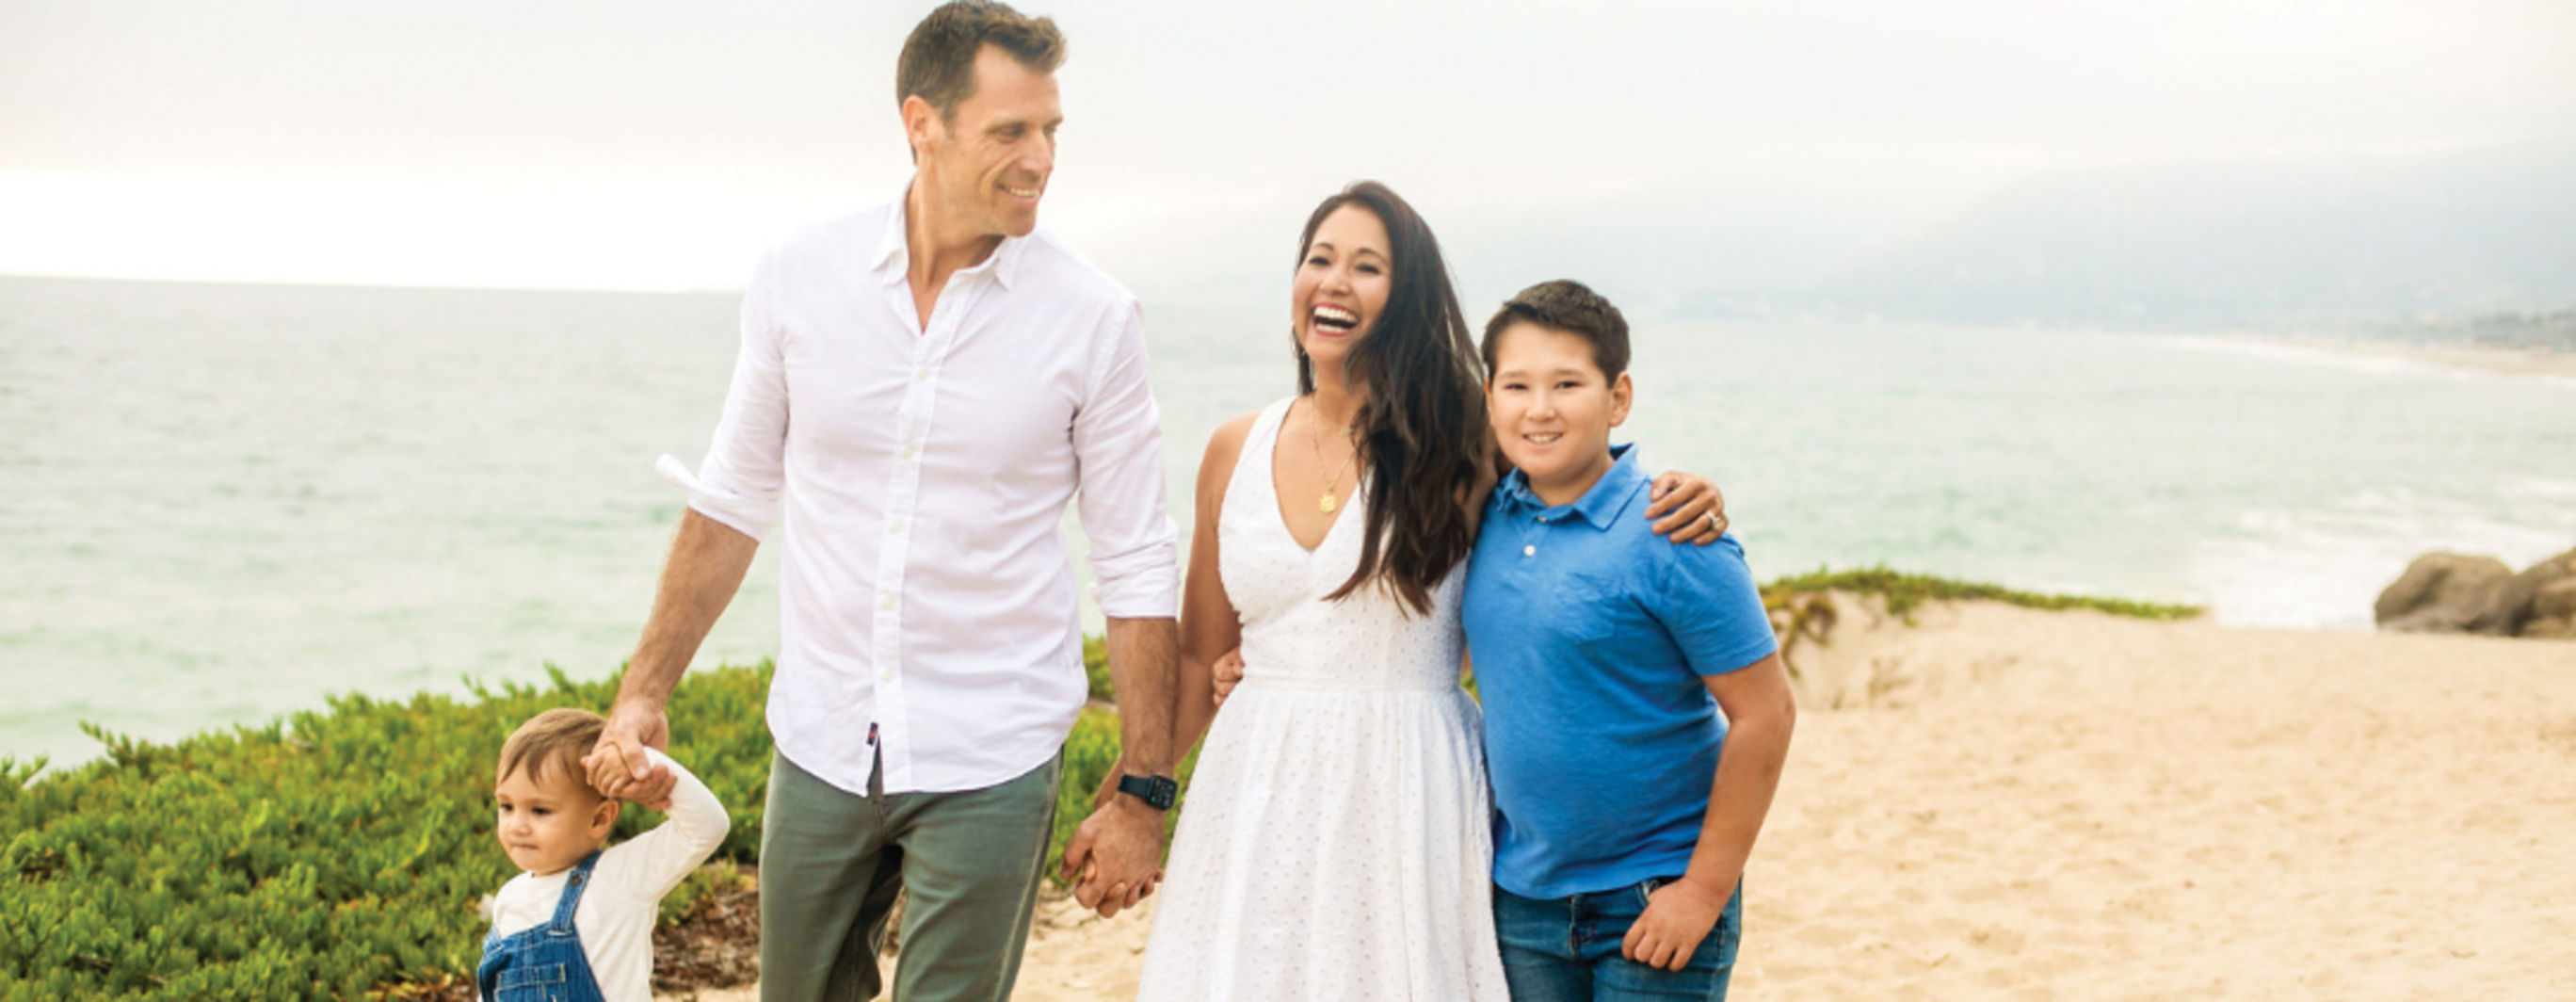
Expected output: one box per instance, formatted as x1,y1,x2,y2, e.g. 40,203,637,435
1295,181,1489,617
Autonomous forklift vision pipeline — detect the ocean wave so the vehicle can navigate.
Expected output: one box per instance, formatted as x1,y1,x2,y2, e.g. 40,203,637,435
2190,490,2576,631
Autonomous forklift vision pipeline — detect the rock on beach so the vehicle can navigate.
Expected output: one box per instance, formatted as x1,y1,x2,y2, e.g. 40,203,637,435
2377,547,2576,639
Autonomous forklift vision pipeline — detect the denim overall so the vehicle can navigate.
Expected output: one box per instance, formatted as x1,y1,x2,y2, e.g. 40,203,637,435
478,850,609,1002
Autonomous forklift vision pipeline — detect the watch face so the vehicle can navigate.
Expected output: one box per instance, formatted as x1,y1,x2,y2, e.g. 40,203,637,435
1122,774,1176,810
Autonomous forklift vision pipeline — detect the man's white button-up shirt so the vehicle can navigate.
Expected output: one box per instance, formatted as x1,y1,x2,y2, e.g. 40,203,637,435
659,191,1179,797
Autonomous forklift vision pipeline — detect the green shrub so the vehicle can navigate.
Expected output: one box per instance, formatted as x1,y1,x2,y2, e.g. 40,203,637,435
1083,635,1114,703
1761,566,2202,621
1756,567,2200,680
0,652,1190,999
0,663,775,1001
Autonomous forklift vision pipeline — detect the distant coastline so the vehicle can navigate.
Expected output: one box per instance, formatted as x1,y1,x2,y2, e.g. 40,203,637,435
2172,332,2576,380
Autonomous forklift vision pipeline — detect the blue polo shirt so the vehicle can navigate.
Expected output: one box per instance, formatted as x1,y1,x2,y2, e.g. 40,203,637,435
1463,444,1779,899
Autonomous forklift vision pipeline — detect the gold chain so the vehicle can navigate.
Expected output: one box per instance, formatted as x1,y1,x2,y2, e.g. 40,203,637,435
1306,398,1358,514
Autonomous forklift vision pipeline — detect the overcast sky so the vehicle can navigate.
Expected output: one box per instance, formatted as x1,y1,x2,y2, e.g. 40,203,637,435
3,0,2569,303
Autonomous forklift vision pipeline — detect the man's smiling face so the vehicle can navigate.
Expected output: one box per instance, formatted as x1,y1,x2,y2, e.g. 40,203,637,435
919,44,1061,240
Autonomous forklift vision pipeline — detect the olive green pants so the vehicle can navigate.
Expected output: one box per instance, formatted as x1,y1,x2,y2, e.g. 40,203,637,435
758,749,1060,1002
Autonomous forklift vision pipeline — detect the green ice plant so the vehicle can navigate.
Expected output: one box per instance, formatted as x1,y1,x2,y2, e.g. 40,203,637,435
0,664,777,999
0,650,1151,1000
1761,566,2201,622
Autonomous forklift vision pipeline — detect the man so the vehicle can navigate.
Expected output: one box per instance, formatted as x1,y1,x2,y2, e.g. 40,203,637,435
581,4,1180,1000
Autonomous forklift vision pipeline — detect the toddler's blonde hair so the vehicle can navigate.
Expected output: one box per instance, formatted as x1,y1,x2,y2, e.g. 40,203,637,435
498,707,606,789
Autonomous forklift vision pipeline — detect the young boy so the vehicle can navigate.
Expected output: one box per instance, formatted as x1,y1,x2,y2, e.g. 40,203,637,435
1463,280,1796,1001
483,708,730,1002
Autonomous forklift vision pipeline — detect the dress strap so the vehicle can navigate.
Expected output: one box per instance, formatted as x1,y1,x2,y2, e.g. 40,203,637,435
548,849,604,934
1229,397,1295,504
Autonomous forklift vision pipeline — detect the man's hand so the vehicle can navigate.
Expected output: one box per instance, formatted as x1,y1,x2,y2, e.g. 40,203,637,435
1210,649,1246,708
1645,472,1727,545
1057,795,1167,918
1623,877,1730,972
583,698,676,810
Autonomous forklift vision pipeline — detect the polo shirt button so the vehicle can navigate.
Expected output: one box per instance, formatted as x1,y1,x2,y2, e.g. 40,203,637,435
1523,544,1536,558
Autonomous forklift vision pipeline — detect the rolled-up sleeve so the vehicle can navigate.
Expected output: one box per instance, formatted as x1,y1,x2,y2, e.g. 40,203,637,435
658,248,789,541
1071,297,1180,619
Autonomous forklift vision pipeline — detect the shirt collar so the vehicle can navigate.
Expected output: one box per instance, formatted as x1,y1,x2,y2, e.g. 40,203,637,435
870,180,1027,290
1497,444,1645,530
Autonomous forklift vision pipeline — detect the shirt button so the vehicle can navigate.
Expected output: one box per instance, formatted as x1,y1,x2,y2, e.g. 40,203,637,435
1523,544,1537,558
915,368,929,381
889,519,905,533
899,445,916,460
881,595,897,609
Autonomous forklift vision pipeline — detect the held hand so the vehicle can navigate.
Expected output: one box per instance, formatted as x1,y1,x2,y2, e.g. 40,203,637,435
1211,649,1247,708
1058,797,1167,919
1071,863,1156,917
583,699,676,810
1622,878,1729,973
1646,472,1727,545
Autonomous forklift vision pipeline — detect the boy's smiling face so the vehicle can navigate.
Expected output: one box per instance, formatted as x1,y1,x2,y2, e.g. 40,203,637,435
1488,320,1633,508
494,759,619,876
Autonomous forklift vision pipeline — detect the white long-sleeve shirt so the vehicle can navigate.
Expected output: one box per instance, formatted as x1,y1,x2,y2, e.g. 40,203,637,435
660,190,1180,797
488,748,730,1002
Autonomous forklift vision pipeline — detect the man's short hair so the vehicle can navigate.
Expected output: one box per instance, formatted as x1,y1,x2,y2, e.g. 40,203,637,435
896,1,1068,121
1480,280,1632,380
497,707,606,789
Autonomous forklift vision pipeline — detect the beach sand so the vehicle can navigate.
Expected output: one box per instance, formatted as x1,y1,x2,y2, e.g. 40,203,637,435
666,599,2576,1001
2215,334,2576,380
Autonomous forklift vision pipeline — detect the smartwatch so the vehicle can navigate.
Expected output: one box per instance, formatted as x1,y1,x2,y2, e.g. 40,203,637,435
1117,773,1178,811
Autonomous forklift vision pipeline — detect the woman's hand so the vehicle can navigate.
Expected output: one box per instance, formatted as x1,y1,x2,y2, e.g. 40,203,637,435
1210,649,1247,708
1645,472,1728,545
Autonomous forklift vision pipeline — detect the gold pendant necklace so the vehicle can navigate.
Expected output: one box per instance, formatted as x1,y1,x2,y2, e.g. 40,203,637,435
1308,399,1357,514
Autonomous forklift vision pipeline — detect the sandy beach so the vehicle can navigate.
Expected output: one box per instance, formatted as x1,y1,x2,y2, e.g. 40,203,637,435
668,599,2576,1001
2345,341,2576,379
2192,333,2576,380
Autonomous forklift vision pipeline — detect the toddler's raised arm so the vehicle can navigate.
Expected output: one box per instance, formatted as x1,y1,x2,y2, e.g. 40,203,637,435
602,747,733,902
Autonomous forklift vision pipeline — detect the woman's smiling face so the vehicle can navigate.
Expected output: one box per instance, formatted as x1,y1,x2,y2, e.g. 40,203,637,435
1292,203,1393,378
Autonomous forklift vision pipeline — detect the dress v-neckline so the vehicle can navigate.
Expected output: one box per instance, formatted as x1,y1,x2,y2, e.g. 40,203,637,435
1267,401,1358,558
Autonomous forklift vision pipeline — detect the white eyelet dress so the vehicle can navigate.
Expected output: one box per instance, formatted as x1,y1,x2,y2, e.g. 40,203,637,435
1136,397,1510,1000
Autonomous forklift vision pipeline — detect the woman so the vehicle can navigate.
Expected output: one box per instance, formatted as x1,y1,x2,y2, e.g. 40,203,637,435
1129,182,1723,998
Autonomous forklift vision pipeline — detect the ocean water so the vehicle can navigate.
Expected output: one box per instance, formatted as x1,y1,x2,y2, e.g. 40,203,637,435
5,276,2572,768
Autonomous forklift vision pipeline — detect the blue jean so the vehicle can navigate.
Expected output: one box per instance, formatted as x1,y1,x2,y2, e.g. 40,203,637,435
1492,877,1742,1002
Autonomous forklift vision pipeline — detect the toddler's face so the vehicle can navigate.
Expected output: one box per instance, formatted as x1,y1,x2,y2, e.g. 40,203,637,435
493,762,616,876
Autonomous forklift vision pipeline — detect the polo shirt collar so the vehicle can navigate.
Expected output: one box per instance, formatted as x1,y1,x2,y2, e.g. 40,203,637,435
1497,444,1645,531
870,180,1027,290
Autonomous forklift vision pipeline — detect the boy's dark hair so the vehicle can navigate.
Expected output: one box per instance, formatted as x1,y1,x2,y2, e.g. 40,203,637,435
1480,279,1631,380
497,708,606,789
896,1,1068,122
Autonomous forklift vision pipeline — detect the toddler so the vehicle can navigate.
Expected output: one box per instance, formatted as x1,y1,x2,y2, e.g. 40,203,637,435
481,708,729,1002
